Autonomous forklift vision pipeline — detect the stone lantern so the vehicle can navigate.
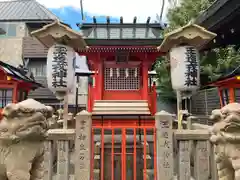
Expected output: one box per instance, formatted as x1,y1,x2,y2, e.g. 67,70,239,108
31,20,88,128
157,23,216,128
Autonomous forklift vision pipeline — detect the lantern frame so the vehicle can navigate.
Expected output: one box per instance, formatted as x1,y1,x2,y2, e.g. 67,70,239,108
31,20,88,50
157,23,217,129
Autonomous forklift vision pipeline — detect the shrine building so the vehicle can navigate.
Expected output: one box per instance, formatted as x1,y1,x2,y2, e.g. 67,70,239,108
31,17,164,180
77,16,164,180
0,60,43,114
209,66,240,107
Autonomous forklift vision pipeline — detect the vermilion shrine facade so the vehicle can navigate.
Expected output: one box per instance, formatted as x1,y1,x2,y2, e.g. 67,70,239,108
209,66,240,107
31,17,164,180
0,61,42,114
77,17,163,180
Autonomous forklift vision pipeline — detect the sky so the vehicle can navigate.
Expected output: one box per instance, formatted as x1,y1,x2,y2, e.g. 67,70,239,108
0,0,171,30
40,0,171,30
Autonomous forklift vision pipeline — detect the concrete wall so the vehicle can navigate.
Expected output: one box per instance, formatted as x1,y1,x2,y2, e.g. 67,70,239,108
0,22,26,67
68,77,88,106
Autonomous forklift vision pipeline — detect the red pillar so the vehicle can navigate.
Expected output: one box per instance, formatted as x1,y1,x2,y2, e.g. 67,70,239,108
218,88,223,107
142,60,148,100
229,87,235,103
13,83,18,103
95,53,103,100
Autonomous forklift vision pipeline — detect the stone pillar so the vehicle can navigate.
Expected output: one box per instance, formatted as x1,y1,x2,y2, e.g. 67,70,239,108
56,140,70,179
44,141,54,180
75,110,92,180
155,111,174,180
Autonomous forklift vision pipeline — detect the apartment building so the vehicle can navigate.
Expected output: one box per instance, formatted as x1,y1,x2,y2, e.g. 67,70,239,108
0,0,88,111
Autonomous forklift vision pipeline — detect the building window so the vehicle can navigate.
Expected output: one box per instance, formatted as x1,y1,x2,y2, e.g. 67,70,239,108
0,23,17,37
28,63,46,77
0,89,13,108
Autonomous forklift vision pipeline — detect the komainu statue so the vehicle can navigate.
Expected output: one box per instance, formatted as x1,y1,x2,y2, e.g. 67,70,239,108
0,99,52,180
210,103,240,180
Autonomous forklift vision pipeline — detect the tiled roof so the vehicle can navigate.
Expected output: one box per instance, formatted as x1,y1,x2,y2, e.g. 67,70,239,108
0,60,43,88
0,0,59,21
78,16,164,40
195,0,230,26
84,27,162,39
213,65,240,82
27,77,58,99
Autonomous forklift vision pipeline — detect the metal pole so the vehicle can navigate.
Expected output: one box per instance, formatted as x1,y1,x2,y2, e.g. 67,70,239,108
86,77,89,111
80,0,85,21
176,91,182,129
63,94,68,129
75,75,80,115
160,0,165,21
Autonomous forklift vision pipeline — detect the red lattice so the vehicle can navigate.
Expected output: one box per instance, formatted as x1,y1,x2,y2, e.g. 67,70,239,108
104,67,140,90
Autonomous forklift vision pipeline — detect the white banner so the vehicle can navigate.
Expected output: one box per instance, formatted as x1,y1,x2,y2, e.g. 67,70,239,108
170,46,200,91
47,44,76,93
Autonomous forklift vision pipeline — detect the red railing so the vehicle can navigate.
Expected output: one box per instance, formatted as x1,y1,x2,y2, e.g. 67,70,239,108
91,119,157,180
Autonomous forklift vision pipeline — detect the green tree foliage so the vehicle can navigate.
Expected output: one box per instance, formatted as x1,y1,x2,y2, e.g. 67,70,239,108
156,0,240,102
166,0,214,32
200,46,240,84
155,57,176,102
156,0,214,102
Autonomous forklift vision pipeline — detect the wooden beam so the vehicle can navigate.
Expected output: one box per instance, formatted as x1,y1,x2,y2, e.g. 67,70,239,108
133,16,137,38
146,17,151,24
93,16,97,24
145,27,149,38
133,16,137,24
145,17,151,38
106,16,110,24
120,16,123,24
120,16,123,39
92,16,97,39
106,16,110,39
80,23,162,29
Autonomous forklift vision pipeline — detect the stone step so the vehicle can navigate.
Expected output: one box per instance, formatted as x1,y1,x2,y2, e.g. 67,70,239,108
92,100,150,115
94,100,148,103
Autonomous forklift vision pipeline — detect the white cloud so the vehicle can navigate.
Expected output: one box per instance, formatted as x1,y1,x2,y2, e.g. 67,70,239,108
0,0,170,22
36,0,169,22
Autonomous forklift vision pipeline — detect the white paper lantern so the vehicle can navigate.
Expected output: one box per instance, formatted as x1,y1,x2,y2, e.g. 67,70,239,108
46,44,76,97
170,46,200,91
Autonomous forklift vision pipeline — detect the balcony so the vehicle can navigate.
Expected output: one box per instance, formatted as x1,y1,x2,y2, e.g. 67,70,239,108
22,37,48,58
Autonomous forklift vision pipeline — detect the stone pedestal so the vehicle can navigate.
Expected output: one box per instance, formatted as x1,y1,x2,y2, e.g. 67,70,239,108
155,111,174,180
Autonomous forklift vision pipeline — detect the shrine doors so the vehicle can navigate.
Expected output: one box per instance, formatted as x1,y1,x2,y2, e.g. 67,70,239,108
103,62,142,100
91,119,157,180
